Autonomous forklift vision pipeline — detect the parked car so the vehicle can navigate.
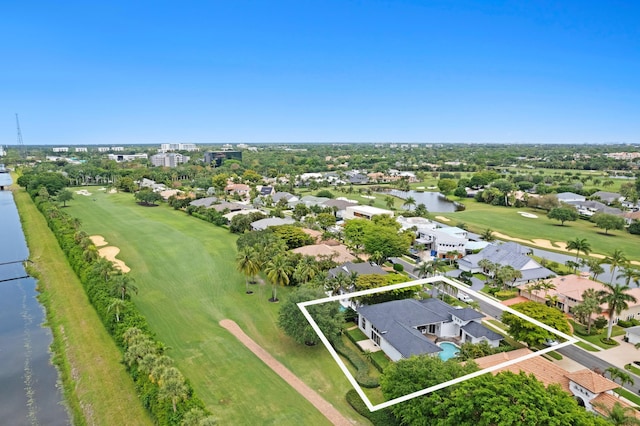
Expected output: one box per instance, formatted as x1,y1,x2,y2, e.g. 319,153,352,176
457,293,474,303
543,338,559,347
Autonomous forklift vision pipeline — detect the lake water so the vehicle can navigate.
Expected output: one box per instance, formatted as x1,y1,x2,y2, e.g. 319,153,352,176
387,190,460,213
0,189,70,425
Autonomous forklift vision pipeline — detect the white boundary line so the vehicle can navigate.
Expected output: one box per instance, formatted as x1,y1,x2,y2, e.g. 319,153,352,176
298,275,578,411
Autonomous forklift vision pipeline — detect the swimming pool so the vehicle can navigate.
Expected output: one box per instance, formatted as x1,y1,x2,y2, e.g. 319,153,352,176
438,342,460,361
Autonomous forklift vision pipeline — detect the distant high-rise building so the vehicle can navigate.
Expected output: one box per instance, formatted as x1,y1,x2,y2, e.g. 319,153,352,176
150,153,190,167
159,143,199,152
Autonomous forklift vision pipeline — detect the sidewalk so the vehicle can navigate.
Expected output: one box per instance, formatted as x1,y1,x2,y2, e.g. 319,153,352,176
591,335,640,370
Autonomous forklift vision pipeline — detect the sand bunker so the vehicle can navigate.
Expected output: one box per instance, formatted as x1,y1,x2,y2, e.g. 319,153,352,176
98,246,131,273
91,235,131,272
75,189,92,196
435,216,451,222
109,188,117,194
518,211,538,218
90,235,108,247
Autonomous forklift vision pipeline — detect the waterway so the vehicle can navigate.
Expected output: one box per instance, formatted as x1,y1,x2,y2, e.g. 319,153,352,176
0,189,70,425
386,189,460,213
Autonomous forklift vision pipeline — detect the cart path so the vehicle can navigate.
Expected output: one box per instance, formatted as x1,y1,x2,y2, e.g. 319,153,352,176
219,319,354,426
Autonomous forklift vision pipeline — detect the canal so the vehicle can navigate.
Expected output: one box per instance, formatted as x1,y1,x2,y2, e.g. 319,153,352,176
0,189,70,425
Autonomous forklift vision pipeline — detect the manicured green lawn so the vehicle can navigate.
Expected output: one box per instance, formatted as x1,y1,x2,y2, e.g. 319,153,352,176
64,189,366,425
625,363,640,376
570,320,625,349
575,341,599,352
14,188,152,426
614,387,640,406
436,199,640,262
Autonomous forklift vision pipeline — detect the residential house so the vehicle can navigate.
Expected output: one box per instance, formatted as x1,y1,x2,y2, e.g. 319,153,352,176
625,326,640,345
458,242,554,285
294,195,331,209
556,192,586,203
224,183,251,198
566,200,622,217
592,191,623,205
208,201,249,213
357,298,502,361
189,197,218,208
322,199,358,219
258,186,274,196
416,228,467,259
270,191,298,205
474,349,637,417
292,243,356,264
327,261,387,279
250,217,296,231
343,205,394,220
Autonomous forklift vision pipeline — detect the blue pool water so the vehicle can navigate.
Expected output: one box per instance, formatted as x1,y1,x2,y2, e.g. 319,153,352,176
438,342,460,361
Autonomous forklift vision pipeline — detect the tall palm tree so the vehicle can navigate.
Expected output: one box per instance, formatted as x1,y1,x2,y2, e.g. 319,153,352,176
604,249,629,285
403,196,416,211
108,298,127,322
264,254,293,302
158,368,188,413
325,273,350,296
617,267,640,288
111,274,138,300
587,258,605,281
236,247,261,294
606,367,635,387
293,256,319,284
599,283,638,339
566,237,591,263
580,288,602,334
415,261,431,279
384,196,395,210
481,228,495,242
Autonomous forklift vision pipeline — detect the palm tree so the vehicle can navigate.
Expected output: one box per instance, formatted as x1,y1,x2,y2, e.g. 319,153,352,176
111,274,138,300
293,256,319,284
578,288,602,334
415,261,431,279
325,273,350,296
599,283,638,339
92,257,115,282
236,247,261,294
384,196,395,210
606,367,635,387
403,196,416,211
592,401,640,426
587,258,605,281
370,250,385,265
108,298,127,322
264,254,293,302
566,237,591,263
617,267,640,288
604,249,629,285
481,228,495,242
158,368,188,413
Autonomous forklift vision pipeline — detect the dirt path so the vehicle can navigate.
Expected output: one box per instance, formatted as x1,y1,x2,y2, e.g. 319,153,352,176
219,319,354,426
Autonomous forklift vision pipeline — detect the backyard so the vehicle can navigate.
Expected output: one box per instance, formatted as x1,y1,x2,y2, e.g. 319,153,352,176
63,188,365,425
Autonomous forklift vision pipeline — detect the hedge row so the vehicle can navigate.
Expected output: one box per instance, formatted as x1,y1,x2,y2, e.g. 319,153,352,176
32,194,211,425
333,338,379,388
345,389,399,425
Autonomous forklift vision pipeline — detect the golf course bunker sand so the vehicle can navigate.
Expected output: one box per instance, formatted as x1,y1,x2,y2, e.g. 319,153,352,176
435,215,450,222
518,211,538,218
90,235,131,272
90,235,108,247
75,189,92,196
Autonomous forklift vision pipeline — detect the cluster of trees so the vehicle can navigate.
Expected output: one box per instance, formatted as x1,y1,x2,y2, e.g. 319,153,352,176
379,356,607,426
27,188,211,424
343,216,412,261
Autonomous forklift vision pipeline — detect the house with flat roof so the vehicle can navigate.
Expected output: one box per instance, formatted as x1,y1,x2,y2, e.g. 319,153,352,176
357,298,501,361
343,205,394,220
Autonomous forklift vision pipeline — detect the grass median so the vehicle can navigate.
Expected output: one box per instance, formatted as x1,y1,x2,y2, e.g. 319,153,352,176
14,187,152,426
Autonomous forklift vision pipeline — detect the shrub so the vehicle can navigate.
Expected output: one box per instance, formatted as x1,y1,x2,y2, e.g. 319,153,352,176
600,338,618,346
392,263,404,272
345,389,399,425
333,339,379,388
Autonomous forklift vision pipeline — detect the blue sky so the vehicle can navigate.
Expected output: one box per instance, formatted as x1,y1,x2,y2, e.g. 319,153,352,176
2,0,639,145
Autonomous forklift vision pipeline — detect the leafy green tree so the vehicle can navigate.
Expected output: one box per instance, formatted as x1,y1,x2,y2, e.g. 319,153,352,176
566,237,591,263
380,355,479,426
598,283,638,339
316,212,336,230
271,225,314,249
134,188,163,206
501,301,570,347
315,189,334,198
363,227,410,259
455,341,497,361
547,207,578,225
436,371,608,426
278,287,343,345
264,254,293,302
413,203,428,217
454,186,467,198
343,219,371,252
57,189,74,207
592,213,625,234
437,178,457,195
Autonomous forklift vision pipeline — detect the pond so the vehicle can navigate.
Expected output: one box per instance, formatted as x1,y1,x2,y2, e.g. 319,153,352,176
0,190,70,425
386,190,461,213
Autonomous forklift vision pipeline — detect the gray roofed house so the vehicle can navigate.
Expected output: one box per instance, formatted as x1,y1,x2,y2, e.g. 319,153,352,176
328,262,387,279
271,192,298,203
556,192,586,203
458,242,553,285
294,195,331,208
250,217,296,231
566,200,622,216
189,196,218,208
592,191,623,205
208,201,249,213
357,298,502,361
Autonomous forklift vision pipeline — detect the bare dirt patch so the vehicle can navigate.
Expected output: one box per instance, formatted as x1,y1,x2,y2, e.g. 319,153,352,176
435,215,450,222
219,319,354,426
90,235,108,247
98,246,131,273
